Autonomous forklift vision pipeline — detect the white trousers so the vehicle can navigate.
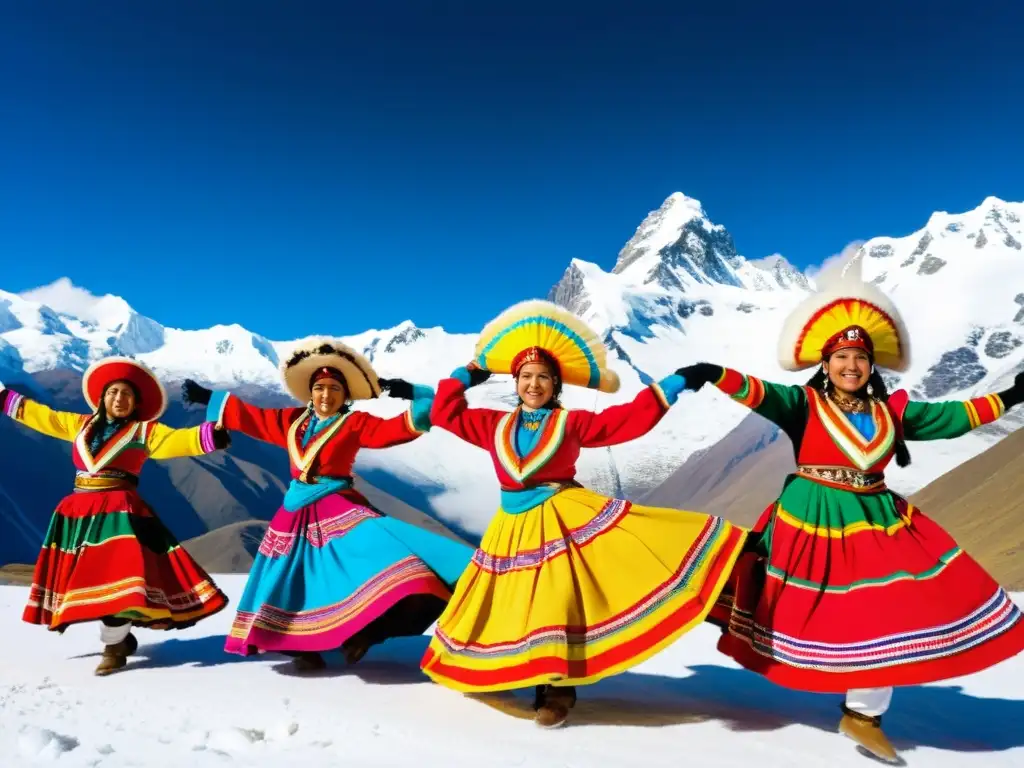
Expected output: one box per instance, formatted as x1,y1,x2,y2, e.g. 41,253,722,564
845,687,892,717
99,622,131,646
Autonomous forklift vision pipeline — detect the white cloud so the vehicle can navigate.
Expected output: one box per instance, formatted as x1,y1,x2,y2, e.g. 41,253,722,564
803,240,866,284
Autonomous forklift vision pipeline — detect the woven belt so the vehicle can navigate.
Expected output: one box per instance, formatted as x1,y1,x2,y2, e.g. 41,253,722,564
796,465,885,491
74,471,139,492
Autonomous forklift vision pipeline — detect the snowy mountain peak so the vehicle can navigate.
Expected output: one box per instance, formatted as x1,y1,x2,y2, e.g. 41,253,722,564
613,193,726,284
19,278,136,330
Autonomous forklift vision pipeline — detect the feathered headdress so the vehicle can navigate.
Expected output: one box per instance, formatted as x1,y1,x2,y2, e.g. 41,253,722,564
777,243,911,371
474,300,620,393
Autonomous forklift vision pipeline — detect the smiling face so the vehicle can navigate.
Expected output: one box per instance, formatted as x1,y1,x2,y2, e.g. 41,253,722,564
311,377,347,417
103,380,137,420
824,348,872,394
516,361,558,410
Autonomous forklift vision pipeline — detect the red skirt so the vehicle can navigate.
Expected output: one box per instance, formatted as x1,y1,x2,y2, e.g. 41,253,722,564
709,481,1024,693
23,487,228,631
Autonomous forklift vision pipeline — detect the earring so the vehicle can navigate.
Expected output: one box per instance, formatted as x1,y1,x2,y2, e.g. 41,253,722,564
867,382,874,397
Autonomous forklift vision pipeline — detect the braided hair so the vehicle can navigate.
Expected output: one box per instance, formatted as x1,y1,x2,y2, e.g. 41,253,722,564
807,362,911,467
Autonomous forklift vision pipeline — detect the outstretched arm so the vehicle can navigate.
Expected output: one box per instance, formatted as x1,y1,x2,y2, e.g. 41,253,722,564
571,373,687,447
145,421,231,460
0,386,88,442
899,373,1024,441
183,379,301,448
428,365,504,450
357,380,436,448
678,362,808,440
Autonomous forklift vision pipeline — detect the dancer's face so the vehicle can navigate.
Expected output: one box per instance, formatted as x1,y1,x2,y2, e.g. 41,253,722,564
311,378,347,417
104,381,137,419
516,362,557,410
824,349,871,394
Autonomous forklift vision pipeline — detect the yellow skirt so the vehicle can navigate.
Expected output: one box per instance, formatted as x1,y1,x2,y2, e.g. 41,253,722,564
419,486,747,692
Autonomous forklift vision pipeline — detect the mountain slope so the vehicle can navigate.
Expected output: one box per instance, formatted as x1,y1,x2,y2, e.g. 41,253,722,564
3,193,1023,548
908,426,1024,589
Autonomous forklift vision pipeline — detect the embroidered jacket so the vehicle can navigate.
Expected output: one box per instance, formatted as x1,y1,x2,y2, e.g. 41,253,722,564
711,367,1008,476
206,389,432,482
0,389,220,478
430,369,685,492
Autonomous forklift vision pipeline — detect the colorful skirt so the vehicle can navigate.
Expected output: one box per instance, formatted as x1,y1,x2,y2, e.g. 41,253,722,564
23,487,228,631
224,490,475,656
712,476,1024,692
419,486,748,692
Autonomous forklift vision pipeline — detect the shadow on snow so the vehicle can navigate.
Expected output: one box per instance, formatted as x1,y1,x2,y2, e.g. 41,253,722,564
69,633,1024,757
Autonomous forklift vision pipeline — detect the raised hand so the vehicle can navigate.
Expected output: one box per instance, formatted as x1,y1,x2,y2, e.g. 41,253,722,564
378,377,415,400
465,360,491,386
181,378,213,406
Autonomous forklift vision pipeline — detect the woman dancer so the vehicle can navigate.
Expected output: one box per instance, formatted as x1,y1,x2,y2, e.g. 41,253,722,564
680,255,1024,762
0,357,230,675
182,337,474,670
419,300,748,728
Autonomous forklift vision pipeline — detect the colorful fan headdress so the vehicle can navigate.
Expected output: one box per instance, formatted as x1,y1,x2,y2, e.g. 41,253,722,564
777,244,911,372
281,337,380,403
82,356,168,422
474,299,620,393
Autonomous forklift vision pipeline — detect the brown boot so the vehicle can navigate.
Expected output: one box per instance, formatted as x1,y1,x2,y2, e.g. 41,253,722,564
839,705,900,763
292,651,326,671
533,684,577,729
94,636,135,676
342,634,370,665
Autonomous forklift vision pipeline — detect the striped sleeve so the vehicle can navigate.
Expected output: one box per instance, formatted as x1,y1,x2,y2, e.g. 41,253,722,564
903,394,1006,441
712,367,807,427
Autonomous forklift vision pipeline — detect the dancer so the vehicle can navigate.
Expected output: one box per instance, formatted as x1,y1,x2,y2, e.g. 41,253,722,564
182,338,474,670
0,358,230,675
419,299,748,728
679,254,1024,763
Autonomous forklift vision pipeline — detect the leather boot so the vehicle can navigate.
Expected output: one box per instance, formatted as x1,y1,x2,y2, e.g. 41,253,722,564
839,704,899,763
95,635,136,676
533,684,577,728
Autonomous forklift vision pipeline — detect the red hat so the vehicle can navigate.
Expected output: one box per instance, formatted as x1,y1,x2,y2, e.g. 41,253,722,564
82,356,167,422
821,325,875,359
510,346,560,378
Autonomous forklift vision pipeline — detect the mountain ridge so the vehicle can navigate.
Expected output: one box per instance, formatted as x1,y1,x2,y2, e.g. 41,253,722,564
3,191,1023,553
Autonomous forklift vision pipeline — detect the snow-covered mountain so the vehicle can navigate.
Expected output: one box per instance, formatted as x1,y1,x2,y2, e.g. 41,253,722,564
2,192,1023,545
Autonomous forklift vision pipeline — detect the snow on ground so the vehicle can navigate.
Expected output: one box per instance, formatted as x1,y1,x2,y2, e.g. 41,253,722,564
1,578,1022,768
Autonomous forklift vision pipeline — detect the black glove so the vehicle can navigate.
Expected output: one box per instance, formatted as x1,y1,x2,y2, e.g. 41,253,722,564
674,363,724,391
997,371,1024,410
181,379,212,406
212,427,231,450
467,367,491,387
378,378,414,400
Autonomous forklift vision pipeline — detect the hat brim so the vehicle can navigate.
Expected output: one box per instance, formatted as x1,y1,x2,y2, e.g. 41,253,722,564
474,299,621,393
778,293,911,372
82,357,168,422
281,339,380,403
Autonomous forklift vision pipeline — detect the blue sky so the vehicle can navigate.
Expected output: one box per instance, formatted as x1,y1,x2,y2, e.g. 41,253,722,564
1,1,1021,339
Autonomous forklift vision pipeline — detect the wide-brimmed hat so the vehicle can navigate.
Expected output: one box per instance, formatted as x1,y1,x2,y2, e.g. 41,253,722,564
778,246,911,372
82,356,168,422
474,299,620,393
281,337,380,403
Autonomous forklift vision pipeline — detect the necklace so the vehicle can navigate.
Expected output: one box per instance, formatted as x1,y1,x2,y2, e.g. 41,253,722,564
827,390,871,414
519,409,549,432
